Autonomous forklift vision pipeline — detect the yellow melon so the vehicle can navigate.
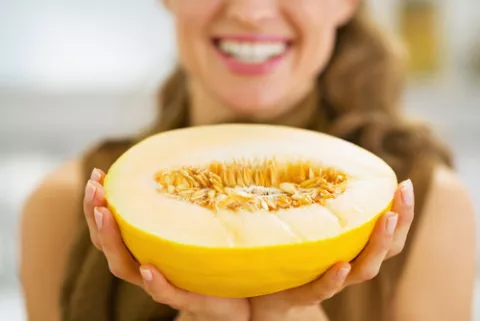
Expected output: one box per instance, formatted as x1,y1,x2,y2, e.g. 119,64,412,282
103,124,397,298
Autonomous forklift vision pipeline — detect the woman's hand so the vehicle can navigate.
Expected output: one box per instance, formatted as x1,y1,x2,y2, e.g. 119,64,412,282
250,179,415,321
83,168,250,321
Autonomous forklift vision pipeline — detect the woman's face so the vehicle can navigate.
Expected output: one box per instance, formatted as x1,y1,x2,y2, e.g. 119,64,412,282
165,0,357,118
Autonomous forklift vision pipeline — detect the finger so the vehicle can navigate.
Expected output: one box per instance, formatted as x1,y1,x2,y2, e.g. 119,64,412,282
346,212,397,285
83,169,106,249
283,262,351,306
90,168,106,184
95,206,143,287
387,179,415,258
83,180,106,249
140,265,199,312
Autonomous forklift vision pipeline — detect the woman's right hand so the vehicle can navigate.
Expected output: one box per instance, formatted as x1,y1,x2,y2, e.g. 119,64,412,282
83,168,250,321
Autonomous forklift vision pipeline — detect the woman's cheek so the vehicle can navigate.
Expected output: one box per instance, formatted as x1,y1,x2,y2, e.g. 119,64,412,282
172,0,222,21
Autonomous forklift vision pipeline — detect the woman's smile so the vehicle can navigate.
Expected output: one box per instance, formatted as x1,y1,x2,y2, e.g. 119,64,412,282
212,34,293,75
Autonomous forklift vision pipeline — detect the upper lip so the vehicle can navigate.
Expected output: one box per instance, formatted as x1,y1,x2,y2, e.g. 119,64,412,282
212,34,294,43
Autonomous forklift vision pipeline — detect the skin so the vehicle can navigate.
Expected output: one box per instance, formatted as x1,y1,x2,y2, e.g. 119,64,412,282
19,1,477,321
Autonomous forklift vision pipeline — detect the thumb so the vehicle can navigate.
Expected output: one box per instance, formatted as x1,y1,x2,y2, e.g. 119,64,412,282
283,263,350,306
140,265,196,311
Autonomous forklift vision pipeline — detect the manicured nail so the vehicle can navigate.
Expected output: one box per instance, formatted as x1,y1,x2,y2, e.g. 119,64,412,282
91,168,102,181
140,268,153,281
401,179,414,207
386,213,398,235
94,207,103,230
337,265,351,279
85,181,96,202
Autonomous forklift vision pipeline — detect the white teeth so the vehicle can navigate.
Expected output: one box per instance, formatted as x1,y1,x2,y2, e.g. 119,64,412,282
218,41,287,63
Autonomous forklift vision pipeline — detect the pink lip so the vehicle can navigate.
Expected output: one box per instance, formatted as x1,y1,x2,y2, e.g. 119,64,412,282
214,34,292,43
212,35,292,76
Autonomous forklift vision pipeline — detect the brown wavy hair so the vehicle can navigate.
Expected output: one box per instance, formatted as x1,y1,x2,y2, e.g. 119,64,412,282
142,7,452,321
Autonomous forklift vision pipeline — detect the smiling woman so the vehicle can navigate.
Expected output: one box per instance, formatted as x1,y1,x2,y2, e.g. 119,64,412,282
19,1,477,321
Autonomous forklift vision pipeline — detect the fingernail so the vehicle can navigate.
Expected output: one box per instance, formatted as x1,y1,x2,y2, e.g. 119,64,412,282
386,213,398,235
85,181,96,202
140,268,153,281
94,207,103,230
337,265,351,279
401,179,414,207
91,168,102,181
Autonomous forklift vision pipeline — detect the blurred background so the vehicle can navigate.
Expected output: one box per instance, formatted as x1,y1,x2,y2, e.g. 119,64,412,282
1,0,479,319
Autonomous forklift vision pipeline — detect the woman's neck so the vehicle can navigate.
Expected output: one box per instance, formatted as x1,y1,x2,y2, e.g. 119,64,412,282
187,80,320,129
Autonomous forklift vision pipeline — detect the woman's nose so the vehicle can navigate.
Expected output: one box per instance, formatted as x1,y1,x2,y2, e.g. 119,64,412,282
225,0,278,26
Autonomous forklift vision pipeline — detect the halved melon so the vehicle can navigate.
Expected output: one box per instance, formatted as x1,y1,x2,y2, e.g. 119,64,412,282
104,124,397,298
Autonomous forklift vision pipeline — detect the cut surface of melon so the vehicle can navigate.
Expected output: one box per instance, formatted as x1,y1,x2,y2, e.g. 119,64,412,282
104,124,397,297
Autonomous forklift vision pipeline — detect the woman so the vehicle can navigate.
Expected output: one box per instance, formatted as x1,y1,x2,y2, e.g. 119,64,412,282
20,1,476,321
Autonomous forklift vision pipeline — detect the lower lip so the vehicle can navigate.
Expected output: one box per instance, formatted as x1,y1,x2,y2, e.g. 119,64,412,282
214,46,289,76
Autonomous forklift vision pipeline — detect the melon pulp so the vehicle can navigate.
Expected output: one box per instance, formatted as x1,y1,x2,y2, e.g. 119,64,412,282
103,124,397,298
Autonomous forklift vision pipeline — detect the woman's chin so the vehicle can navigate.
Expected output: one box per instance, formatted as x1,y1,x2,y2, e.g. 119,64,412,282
215,91,286,117
226,101,285,120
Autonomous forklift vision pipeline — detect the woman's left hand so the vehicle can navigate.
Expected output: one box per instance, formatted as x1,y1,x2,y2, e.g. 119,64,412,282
250,179,415,321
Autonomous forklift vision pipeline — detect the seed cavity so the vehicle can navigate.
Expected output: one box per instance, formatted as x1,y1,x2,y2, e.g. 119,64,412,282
154,158,348,212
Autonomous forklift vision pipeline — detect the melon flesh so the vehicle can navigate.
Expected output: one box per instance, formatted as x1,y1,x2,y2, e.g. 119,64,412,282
104,124,397,297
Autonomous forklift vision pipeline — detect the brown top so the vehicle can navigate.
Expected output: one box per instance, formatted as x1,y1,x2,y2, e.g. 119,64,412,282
60,135,436,321
60,86,443,320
